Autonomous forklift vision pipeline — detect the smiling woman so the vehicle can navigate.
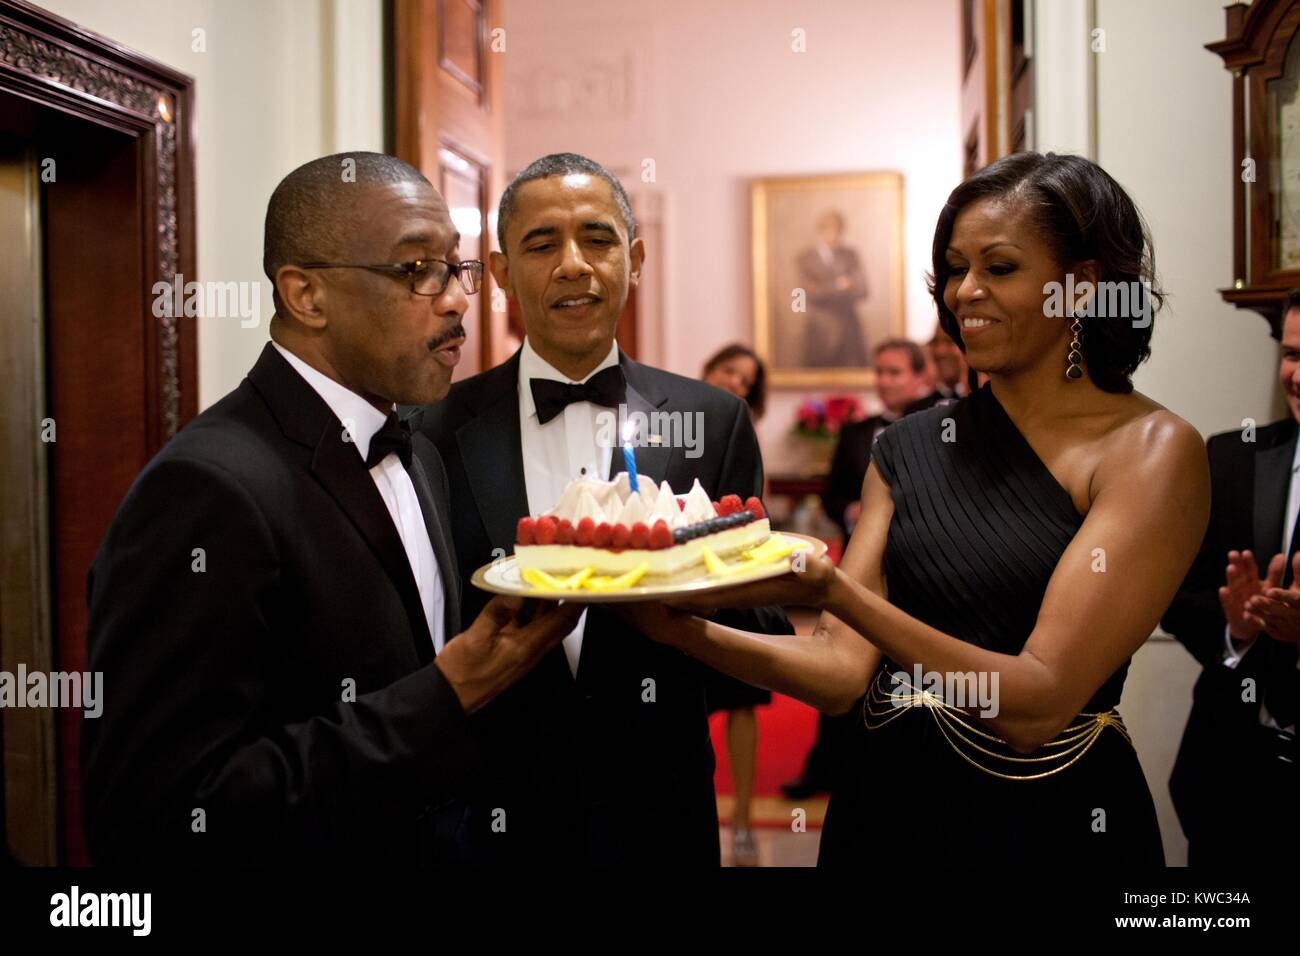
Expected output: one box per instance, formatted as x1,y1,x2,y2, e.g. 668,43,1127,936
617,151,1210,868
930,151,1162,395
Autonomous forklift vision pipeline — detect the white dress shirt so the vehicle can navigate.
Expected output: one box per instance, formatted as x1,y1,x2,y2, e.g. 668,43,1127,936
273,342,446,652
1223,437,1300,732
518,336,620,677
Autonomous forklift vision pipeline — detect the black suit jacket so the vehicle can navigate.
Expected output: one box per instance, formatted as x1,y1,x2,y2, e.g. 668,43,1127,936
821,415,894,538
82,343,479,865
416,347,793,865
1160,417,1300,849
904,389,955,416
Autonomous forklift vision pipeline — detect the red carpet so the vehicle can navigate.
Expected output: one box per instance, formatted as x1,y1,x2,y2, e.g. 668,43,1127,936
709,693,819,796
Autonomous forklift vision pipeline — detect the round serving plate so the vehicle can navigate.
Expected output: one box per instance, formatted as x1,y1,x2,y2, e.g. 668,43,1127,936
469,533,827,604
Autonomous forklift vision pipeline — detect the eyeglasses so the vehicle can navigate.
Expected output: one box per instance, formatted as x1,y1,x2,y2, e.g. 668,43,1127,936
299,258,484,296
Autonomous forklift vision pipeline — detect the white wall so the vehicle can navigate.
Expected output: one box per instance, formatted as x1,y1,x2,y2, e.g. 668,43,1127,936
36,0,386,409
1035,0,1280,866
1097,0,1285,435
501,0,963,471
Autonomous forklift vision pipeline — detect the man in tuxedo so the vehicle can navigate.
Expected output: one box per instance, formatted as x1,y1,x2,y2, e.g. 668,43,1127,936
821,339,930,540
779,338,931,801
82,152,580,865
1161,293,1300,866
906,325,969,413
797,210,869,369
417,152,792,865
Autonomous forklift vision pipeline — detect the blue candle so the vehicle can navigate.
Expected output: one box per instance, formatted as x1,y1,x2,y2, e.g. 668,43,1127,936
623,442,640,494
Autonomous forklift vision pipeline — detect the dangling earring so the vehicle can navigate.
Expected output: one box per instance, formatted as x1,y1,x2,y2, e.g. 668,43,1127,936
1065,319,1083,380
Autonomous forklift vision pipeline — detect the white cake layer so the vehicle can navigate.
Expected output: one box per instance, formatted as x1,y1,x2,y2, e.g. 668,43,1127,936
515,519,771,576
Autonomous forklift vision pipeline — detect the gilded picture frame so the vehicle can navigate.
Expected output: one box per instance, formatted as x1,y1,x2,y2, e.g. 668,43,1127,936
752,172,906,388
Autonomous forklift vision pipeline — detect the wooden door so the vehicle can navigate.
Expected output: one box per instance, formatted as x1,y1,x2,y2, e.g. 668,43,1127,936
392,0,505,377
961,0,1034,175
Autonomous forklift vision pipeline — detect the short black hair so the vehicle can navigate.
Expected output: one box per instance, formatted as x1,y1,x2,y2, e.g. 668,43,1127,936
874,338,926,374
263,151,430,316
1284,285,1300,318
927,151,1163,394
497,152,634,252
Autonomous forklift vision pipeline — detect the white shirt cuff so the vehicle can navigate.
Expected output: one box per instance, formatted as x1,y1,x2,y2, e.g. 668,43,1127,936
1222,624,1257,669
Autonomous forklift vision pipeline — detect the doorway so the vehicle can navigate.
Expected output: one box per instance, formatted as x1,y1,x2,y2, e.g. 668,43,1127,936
0,0,196,864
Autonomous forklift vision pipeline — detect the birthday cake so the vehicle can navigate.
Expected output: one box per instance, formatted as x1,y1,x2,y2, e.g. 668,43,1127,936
512,474,792,590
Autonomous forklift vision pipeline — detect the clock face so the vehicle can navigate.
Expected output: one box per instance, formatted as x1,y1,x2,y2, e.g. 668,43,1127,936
1273,34,1300,272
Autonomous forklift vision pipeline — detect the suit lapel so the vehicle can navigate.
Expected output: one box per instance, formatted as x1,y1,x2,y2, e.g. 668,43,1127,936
456,358,530,554
1253,424,1297,558
408,444,460,655
248,344,434,661
311,417,434,660
608,352,678,485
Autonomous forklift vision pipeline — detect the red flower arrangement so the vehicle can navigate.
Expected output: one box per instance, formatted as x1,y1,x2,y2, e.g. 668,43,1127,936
792,395,864,439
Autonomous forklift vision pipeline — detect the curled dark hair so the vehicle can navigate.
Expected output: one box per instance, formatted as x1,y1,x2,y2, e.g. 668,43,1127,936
927,152,1163,393
702,344,767,420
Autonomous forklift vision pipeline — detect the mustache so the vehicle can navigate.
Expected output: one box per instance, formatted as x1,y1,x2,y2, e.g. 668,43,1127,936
426,322,466,351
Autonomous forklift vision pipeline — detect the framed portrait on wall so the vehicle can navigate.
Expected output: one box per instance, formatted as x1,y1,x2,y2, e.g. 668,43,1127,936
751,172,905,388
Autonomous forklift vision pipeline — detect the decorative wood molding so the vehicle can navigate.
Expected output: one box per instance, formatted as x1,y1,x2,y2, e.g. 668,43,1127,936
0,0,197,866
0,0,196,438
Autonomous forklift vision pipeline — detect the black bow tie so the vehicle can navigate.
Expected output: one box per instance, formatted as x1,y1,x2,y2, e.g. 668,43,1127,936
366,411,413,469
530,365,627,425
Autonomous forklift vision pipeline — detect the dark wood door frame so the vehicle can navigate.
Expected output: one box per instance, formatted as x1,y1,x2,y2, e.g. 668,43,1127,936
0,0,196,864
1,0,196,436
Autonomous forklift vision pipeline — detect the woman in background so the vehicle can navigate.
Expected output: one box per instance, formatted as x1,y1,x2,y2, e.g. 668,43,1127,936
701,344,768,865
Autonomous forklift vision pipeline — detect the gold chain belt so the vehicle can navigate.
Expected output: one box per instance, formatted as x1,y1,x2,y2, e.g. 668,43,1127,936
862,666,1132,782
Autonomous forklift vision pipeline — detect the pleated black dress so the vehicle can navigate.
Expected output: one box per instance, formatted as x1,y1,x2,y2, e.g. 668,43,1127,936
818,384,1164,867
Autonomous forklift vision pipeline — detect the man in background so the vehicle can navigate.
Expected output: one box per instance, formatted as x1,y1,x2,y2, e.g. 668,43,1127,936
908,324,969,412
821,338,930,540
782,337,929,801
1161,289,1300,866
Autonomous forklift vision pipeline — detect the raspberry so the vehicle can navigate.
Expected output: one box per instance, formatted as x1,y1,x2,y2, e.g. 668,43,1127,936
720,494,744,516
744,496,766,519
517,517,536,545
593,522,613,548
629,522,650,549
574,517,596,546
648,520,673,550
555,519,574,544
611,523,631,549
677,497,686,510
712,501,724,516
535,516,558,545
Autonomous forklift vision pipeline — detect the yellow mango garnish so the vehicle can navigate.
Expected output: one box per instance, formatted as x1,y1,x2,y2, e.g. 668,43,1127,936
583,562,649,590
742,533,808,565
521,566,594,591
700,546,730,576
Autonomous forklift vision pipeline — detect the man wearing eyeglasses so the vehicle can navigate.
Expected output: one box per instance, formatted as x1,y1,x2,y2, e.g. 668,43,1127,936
82,152,581,864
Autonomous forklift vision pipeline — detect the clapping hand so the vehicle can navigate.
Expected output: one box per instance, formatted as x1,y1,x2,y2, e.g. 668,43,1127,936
1241,551,1300,645
1220,549,1278,642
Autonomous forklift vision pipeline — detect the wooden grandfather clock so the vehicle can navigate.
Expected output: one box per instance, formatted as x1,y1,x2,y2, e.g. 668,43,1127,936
1209,0,1300,338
